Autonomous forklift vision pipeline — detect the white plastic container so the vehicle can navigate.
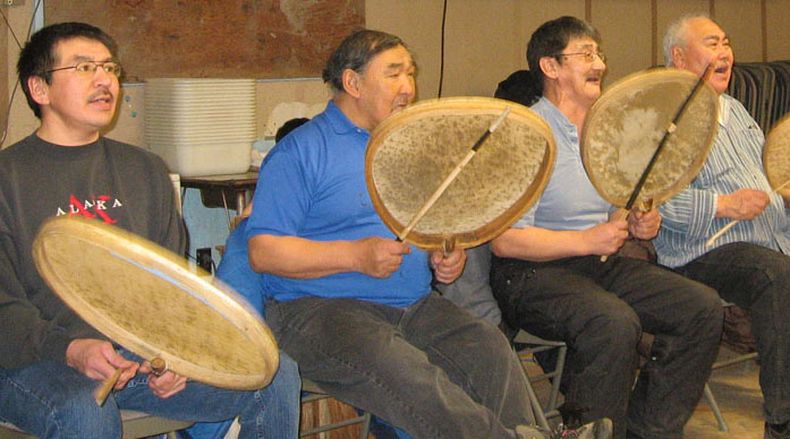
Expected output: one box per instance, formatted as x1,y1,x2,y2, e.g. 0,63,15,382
144,78,256,177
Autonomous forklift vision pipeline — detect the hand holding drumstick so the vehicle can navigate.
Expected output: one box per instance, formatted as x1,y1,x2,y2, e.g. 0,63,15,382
65,339,139,405
705,179,790,247
600,199,657,262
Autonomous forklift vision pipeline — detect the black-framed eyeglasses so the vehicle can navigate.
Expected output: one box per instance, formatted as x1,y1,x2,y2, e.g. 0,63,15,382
556,50,606,63
45,61,122,77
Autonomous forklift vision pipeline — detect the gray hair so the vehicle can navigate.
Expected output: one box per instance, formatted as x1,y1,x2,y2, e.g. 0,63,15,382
662,12,712,67
322,29,409,93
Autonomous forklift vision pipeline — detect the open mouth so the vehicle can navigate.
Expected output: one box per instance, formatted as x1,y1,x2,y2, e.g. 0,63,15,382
89,90,114,106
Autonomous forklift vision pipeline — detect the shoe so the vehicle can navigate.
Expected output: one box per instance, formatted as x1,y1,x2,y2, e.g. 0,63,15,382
766,422,790,438
550,418,613,439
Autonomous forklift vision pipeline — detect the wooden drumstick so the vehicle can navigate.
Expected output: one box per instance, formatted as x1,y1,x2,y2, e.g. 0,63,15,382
94,367,123,406
705,178,790,247
93,357,167,406
397,107,511,243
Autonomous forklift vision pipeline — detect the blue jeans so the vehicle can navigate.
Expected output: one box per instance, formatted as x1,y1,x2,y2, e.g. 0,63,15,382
266,292,536,439
0,351,300,439
178,351,300,439
676,242,790,424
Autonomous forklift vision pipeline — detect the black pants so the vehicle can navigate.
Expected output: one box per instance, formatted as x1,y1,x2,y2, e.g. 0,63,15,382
491,254,723,439
678,242,790,425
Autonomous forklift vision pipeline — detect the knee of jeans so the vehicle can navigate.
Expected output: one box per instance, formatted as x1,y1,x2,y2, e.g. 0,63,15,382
54,393,121,438
690,284,724,323
272,352,300,388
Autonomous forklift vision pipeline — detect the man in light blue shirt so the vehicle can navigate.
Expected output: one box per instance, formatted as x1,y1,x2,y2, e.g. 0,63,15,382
658,14,790,439
489,16,722,439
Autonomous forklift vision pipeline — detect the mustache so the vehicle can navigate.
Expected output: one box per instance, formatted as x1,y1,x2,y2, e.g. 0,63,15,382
88,88,114,102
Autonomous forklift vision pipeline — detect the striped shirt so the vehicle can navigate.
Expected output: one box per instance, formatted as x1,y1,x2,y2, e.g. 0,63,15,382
655,94,790,268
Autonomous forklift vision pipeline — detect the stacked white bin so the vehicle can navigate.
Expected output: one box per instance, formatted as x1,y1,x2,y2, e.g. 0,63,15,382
145,78,256,177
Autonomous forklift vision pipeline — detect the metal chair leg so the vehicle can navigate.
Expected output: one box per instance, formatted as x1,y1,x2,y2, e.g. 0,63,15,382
703,382,729,432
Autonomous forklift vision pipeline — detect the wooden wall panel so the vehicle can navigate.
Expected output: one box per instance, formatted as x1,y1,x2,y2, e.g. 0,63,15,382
715,0,764,62
765,0,790,60
443,0,524,97
591,0,653,86
366,0,445,99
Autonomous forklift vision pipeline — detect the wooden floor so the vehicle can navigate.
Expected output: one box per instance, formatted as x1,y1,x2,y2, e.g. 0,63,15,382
684,346,764,438
526,345,766,439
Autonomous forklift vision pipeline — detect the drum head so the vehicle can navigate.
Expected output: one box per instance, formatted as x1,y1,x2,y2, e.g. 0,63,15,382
764,113,790,197
581,68,719,207
366,97,555,250
33,217,278,390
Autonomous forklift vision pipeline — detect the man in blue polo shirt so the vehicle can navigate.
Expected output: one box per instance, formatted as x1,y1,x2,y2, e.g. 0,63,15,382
244,29,610,439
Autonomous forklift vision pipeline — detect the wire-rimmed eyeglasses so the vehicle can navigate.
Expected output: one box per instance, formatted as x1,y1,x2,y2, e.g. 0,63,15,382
556,50,606,63
45,61,122,77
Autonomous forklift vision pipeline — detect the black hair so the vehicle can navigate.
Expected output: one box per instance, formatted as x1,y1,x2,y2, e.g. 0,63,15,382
275,117,310,142
494,69,542,107
526,16,601,95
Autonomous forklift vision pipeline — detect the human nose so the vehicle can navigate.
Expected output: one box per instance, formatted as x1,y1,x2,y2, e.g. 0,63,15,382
400,74,416,97
92,65,114,85
592,55,606,71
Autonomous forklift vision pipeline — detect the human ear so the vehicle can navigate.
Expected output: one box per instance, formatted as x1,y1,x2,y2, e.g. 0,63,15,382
539,56,560,80
27,76,50,106
342,69,361,98
671,47,685,68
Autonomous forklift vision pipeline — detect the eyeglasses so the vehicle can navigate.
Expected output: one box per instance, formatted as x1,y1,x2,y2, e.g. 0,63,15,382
556,50,606,63
45,61,122,77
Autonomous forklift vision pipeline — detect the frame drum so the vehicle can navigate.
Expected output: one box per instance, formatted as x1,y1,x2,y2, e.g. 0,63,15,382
581,68,719,208
33,216,279,390
764,113,790,197
366,97,555,250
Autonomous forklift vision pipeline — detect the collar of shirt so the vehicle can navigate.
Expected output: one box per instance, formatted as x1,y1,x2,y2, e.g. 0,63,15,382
325,100,369,137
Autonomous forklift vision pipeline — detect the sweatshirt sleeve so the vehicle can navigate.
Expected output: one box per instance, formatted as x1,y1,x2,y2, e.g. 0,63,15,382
0,232,103,368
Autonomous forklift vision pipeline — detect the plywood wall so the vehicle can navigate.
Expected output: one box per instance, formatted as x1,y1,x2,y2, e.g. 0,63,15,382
3,0,790,148
367,0,790,99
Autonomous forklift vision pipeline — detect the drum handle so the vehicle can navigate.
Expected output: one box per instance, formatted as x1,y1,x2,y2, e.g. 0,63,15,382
601,199,653,262
705,177,790,248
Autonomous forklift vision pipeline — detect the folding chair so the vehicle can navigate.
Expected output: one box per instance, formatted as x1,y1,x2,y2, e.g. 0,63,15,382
702,302,759,432
300,379,371,438
513,329,567,431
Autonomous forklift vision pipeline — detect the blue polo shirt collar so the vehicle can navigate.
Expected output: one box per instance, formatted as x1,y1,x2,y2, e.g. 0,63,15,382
325,100,369,136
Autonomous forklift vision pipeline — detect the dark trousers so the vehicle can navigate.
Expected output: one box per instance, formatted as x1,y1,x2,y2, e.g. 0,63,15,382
266,292,537,439
677,241,790,425
491,255,723,439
